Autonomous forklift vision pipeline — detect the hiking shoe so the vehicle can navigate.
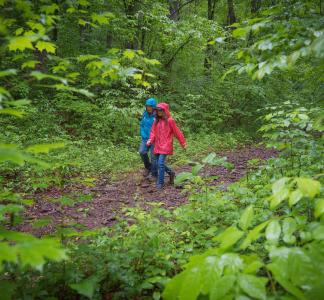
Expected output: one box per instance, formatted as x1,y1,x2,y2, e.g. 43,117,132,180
147,174,157,182
142,169,150,177
156,184,164,190
169,171,175,185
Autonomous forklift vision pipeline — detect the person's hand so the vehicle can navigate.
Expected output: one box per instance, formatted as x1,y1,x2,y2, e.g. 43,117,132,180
146,140,152,146
183,144,187,150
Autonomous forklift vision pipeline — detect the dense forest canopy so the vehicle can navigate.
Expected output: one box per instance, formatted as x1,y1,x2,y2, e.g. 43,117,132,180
0,0,323,299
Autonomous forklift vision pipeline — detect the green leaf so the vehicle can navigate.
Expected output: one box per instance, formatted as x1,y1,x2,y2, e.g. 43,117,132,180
35,41,56,53
267,262,306,300
22,60,39,69
289,189,303,207
210,275,235,300
31,71,68,85
8,36,34,51
0,69,17,77
295,178,321,199
240,220,270,249
314,199,324,219
238,274,267,300
282,218,297,244
123,49,136,60
174,172,194,185
239,206,254,231
192,164,203,176
0,145,25,165
26,143,65,154
0,108,26,117
265,220,281,245
70,275,98,299
202,152,217,164
214,226,244,251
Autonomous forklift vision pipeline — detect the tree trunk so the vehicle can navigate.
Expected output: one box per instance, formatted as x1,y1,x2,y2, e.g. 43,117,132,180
251,0,261,14
227,0,236,25
204,0,217,73
168,0,180,21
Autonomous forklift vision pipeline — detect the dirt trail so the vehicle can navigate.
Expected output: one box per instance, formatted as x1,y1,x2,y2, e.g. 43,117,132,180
17,146,277,236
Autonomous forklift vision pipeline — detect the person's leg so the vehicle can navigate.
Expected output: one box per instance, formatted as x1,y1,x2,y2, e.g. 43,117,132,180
139,140,151,172
157,154,167,188
150,144,158,177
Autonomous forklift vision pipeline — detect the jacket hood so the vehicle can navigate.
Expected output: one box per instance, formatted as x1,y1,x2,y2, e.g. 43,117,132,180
156,102,171,118
145,97,157,107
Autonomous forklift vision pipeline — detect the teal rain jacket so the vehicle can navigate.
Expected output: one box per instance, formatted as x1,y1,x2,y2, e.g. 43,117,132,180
140,98,157,141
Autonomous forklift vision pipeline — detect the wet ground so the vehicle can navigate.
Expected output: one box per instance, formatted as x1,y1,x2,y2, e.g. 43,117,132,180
16,146,277,235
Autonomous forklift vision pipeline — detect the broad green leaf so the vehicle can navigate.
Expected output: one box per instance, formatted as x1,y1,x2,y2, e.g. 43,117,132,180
35,41,56,54
26,143,65,154
8,36,34,51
0,108,25,117
31,71,68,84
0,145,25,165
174,172,193,185
272,177,289,194
213,226,244,251
0,242,18,267
314,199,324,218
70,275,98,299
267,262,306,300
202,152,216,164
22,60,39,69
270,187,289,209
210,275,235,300
144,58,161,65
91,12,113,25
312,225,324,240
295,178,321,199
40,3,59,14
282,218,297,244
238,274,267,300
240,220,270,249
265,220,281,245
289,189,303,207
192,164,203,176
123,49,136,60
239,206,254,231
0,69,17,77
6,99,31,107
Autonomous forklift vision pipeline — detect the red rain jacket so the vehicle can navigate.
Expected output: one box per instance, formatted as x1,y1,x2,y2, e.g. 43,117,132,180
147,103,186,155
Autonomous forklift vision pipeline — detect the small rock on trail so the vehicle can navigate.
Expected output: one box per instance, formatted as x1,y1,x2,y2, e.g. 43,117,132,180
16,146,277,236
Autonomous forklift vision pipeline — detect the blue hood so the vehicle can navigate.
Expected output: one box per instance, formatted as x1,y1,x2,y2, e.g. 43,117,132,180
145,98,157,107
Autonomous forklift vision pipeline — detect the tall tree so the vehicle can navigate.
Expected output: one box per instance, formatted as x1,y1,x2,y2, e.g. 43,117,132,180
227,0,236,25
204,0,217,73
251,0,261,14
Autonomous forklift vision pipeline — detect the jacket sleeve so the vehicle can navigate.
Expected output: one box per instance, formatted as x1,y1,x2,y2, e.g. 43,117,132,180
169,118,186,147
147,120,156,145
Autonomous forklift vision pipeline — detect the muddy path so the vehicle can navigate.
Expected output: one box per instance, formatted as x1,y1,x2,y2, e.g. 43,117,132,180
17,146,277,236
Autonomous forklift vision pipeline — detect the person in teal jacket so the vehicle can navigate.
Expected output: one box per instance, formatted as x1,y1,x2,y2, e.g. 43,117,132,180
139,98,157,177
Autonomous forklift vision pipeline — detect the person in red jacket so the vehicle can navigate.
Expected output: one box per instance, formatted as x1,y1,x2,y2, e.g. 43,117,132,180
146,103,187,189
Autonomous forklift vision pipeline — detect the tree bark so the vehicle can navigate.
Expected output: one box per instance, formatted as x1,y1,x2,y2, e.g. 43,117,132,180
227,0,236,25
168,0,181,21
251,0,261,14
204,0,217,73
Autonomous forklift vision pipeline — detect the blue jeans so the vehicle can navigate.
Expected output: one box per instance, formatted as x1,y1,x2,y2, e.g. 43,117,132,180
155,154,173,186
139,140,157,176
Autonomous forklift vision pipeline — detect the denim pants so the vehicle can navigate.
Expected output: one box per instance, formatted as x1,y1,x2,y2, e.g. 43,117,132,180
155,154,173,186
139,140,157,176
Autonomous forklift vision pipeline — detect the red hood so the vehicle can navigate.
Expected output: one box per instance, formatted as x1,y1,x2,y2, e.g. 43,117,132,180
156,102,171,118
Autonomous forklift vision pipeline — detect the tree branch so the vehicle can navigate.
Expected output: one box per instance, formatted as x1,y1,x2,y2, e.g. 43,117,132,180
169,0,196,18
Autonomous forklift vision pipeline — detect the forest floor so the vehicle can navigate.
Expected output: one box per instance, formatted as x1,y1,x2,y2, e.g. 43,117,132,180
17,146,277,236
